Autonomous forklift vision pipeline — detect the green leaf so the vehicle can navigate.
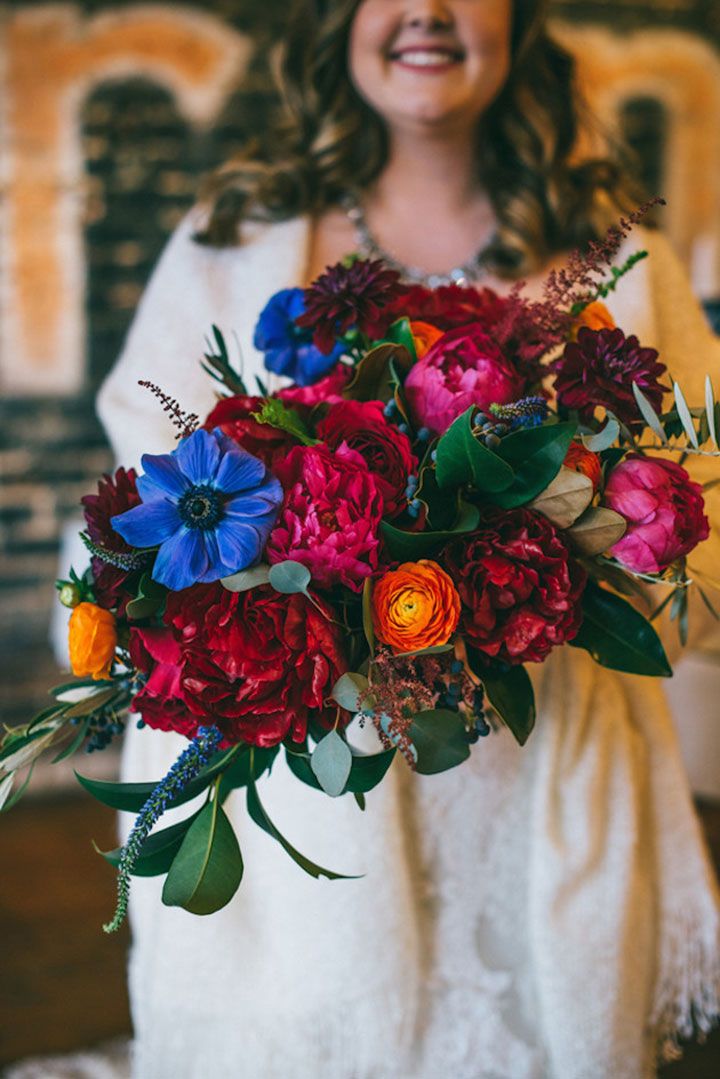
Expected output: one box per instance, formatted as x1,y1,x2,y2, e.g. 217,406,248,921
380,501,479,561
268,560,312,595
705,375,718,447
162,800,243,915
331,672,371,712
384,317,418,362
50,678,113,698
246,775,360,879
221,564,271,593
633,383,667,442
0,773,14,811
569,580,672,677
217,745,277,798
75,748,237,813
63,686,118,719
479,663,536,746
0,761,36,813
285,743,396,795
126,572,167,621
581,418,620,452
343,343,413,403
673,381,699,448
311,731,353,797
97,807,204,877
415,465,459,531
354,791,366,811
362,577,375,651
493,422,577,508
408,709,471,775
435,408,515,492
251,398,317,446
51,721,89,764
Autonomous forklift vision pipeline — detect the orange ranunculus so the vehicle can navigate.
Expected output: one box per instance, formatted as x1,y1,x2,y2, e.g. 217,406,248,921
68,602,117,680
372,559,461,654
571,300,615,339
564,442,602,492
410,320,444,359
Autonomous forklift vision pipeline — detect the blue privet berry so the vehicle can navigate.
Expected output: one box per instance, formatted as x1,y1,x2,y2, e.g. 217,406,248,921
398,422,409,435
383,401,397,419
136,718,146,729
103,725,222,934
430,450,437,462
407,499,421,519
450,660,463,675
475,716,492,738
416,427,431,442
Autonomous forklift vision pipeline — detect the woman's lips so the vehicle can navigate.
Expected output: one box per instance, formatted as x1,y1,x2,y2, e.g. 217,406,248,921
389,47,464,73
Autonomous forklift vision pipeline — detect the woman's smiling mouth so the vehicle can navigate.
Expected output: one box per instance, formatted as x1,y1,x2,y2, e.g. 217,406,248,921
388,45,465,72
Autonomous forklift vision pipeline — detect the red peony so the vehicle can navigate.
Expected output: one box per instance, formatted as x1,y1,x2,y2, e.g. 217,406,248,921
296,258,404,353
203,394,296,469
443,507,586,665
267,442,384,591
276,362,351,415
81,467,142,611
553,326,668,426
316,399,418,518
129,626,198,738
367,284,509,337
404,323,526,436
162,583,348,747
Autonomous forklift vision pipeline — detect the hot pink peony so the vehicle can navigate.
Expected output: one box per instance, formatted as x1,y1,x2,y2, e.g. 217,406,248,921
603,454,709,574
403,323,526,435
275,363,351,415
267,442,384,591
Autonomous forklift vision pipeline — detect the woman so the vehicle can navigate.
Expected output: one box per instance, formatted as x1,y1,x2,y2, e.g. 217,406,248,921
98,2,720,1076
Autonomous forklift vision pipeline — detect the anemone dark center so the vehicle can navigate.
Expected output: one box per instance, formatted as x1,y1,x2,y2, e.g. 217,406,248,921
178,484,224,530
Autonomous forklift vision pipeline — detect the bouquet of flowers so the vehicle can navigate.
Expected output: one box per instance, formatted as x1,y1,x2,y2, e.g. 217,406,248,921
3,206,719,931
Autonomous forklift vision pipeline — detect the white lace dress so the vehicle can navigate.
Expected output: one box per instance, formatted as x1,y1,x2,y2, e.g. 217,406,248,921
96,211,720,1079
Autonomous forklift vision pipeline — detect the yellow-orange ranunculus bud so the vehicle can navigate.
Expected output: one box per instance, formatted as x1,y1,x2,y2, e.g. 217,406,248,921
68,602,117,680
410,320,444,359
571,300,615,339
372,559,461,655
564,442,602,493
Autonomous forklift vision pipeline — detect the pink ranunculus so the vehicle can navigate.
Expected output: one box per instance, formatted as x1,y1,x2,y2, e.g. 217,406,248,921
603,454,709,574
267,442,384,591
403,322,526,436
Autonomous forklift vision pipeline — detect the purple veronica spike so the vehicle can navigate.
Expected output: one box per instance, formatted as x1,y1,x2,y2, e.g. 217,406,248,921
111,428,283,591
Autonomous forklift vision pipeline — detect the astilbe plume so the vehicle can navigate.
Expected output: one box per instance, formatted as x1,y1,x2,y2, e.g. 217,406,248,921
138,380,199,438
296,258,404,354
368,650,445,766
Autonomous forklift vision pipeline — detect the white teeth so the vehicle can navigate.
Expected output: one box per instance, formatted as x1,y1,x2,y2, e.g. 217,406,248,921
394,50,459,67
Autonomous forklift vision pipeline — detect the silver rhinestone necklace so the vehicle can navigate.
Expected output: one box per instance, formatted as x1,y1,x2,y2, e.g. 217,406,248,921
343,194,493,288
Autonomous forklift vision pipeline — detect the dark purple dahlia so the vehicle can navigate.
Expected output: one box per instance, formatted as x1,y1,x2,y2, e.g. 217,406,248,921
295,257,404,354
552,326,668,426
81,467,142,610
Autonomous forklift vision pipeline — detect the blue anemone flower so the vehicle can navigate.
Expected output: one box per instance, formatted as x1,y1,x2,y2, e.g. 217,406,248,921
111,428,283,592
253,288,345,387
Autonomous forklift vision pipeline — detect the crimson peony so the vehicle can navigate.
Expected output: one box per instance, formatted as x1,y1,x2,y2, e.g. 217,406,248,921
442,508,586,665
603,454,709,574
267,443,384,591
203,394,297,469
316,399,418,518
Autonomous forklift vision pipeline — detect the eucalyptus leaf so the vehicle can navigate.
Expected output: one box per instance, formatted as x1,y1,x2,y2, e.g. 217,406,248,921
162,800,243,915
581,418,620,452
221,564,271,593
268,560,312,595
567,506,627,556
528,467,593,529
569,581,672,676
435,408,515,492
310,731,353,797
674,381,699,448
408,709,471,775
706,375,718,447
331,672,371,713
632,382,667,442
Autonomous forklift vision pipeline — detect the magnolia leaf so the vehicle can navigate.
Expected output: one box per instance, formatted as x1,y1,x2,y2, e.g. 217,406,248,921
493,422,577,508
162,800,243,915
97,807,204,877
268,560,312,595
435,408,514,493
581,418,620,452
674,381,699,448
343,343,413,403
528,467,594,529
570,581,672,677
362,577,375,651
285,742,396,795
480,664,536,746
384,317,418,362
126,572,166,621
76,748,237,813
310,731,353,797
221,564,271,593
632,383,667,443
354,792,366,811
331,672,371,713
567,506,626,556
408,710,470,775
706,375,718,447
380,501,479,561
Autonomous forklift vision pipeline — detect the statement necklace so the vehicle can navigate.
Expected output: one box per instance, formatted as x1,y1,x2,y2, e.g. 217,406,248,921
343,194,494,288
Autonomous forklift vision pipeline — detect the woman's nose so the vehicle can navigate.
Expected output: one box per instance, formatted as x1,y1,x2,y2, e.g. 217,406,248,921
403,1,454,31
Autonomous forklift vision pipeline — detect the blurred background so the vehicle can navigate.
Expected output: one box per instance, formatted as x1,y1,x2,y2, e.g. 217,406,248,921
1,1,719,1074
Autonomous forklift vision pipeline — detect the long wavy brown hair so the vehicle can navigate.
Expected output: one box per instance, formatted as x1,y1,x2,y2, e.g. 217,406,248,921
195,0,635,276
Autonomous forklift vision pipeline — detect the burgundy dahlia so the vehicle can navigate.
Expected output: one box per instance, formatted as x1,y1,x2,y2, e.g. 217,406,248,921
81,467,142,610
553,326,668,426
160,583,349,747
442,507,586,665
296,257,404,354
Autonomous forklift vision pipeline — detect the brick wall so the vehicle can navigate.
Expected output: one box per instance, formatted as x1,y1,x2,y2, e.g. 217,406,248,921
1,0,719,729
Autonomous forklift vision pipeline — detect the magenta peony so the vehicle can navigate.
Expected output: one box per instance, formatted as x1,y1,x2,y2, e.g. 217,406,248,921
603,454,709,574
267,442,384,591
276,363,351,414
403,323,526,436
553,326,668,426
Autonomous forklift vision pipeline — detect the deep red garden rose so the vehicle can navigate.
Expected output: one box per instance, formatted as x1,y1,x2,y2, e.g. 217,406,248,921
162,583,349,747
276,362,351,415
552,326,668,426
81,467,142,611
368,284,509,337
267,442,384,591
203,394,296,469
603,454,709,574
442,507,586,664
404,323,526,435
128,626,198,738
316,399,418,518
